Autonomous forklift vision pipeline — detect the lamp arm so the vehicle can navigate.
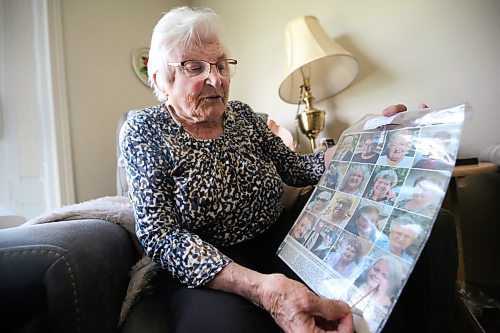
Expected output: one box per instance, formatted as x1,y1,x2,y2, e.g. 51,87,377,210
301,76,316,112
296,73,325,150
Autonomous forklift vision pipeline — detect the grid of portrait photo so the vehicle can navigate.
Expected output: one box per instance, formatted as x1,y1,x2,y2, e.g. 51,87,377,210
279,114,465,333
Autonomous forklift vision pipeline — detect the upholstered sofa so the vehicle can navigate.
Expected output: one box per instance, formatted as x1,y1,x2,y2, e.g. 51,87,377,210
0,112,461,333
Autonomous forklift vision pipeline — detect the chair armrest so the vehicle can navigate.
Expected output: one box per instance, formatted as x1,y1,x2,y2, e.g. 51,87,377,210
0,219,139,333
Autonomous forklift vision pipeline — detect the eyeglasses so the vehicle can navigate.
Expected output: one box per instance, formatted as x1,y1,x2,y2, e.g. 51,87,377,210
167,59,237,79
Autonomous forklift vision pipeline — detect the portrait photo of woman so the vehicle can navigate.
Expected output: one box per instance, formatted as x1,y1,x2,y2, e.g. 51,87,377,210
325,233,367,279
374,210,432,263
338,163,373,196
377,129,419,168
320,193,358,228
353,254,407,309
363,166,408,206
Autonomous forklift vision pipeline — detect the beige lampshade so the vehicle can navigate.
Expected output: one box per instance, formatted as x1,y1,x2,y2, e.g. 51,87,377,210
279,16,359,104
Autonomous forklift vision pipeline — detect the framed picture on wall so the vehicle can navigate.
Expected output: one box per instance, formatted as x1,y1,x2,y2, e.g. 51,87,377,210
132,47,150,86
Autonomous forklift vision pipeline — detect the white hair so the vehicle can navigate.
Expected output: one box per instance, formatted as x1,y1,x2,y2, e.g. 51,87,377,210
148,7,225,101
390,215,423,238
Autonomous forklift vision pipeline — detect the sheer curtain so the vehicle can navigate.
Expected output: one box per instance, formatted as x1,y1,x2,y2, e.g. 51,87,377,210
0,0,74,224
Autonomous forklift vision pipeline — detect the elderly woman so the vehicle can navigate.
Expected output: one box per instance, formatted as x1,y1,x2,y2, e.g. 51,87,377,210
120,7,407,333
339,164,371,196
377,130,415,167
375,215,423,263
363,169,399,205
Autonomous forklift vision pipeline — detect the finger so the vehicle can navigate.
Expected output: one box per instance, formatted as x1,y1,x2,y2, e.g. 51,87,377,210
418,103,429,109
311,299,351,322
383,104,407,117
335,312,354,333
315,312,354,333
324,146,336,167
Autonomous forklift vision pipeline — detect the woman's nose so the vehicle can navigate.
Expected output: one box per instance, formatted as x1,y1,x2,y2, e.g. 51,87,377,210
205,65,222,86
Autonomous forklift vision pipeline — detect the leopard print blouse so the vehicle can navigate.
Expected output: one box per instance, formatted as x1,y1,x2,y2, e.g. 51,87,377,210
120,100,325,287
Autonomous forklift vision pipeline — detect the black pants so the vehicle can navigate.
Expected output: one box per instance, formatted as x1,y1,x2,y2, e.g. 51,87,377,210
159,197,305,333
124,193,459,333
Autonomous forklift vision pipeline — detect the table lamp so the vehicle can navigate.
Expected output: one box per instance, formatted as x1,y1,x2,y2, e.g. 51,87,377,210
278,16,359,150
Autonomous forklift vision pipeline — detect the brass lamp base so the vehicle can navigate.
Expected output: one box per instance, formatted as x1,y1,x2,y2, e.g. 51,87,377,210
296,108,325,150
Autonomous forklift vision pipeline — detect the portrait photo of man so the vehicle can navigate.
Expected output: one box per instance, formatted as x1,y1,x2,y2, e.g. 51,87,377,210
333,134,359,162
352,133,383,164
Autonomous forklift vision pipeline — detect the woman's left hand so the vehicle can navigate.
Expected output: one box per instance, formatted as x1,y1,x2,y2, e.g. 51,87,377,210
259,273,354,333
383,103,428,117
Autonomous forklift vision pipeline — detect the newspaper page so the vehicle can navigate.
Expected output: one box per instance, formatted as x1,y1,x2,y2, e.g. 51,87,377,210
277,103,469,333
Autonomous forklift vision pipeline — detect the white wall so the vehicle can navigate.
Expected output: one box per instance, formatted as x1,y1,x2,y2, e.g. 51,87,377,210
198,0,500,156
60,0,185,201
53,0,500,202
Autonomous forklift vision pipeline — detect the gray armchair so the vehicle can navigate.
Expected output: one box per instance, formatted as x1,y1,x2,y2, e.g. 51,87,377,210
0,220,138,332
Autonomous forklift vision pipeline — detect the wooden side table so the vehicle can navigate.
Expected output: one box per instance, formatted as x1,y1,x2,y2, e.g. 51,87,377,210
444,162,498,283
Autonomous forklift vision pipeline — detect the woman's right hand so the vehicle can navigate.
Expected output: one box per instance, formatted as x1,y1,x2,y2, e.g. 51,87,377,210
259,273,353,333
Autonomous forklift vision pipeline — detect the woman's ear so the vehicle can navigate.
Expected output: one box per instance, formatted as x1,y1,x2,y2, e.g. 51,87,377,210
152,73,168,96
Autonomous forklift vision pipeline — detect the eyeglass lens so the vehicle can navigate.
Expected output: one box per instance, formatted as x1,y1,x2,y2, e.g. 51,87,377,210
182,59,236,78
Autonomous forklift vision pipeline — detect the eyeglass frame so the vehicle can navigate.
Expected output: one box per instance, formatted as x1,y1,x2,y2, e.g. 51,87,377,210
167,58,238,79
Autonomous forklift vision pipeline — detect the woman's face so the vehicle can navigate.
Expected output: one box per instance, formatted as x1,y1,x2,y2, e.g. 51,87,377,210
341,244,358,262
389,223,415,253
165,42,230,124
312,195,329,213
367,260,391,292
293,217,312,239
388,134,410,162
373,177,392,199
346,169,364,190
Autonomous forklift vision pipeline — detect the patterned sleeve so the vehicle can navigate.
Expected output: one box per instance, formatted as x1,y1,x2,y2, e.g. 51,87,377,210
119,115,231,287
232,101,326,187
